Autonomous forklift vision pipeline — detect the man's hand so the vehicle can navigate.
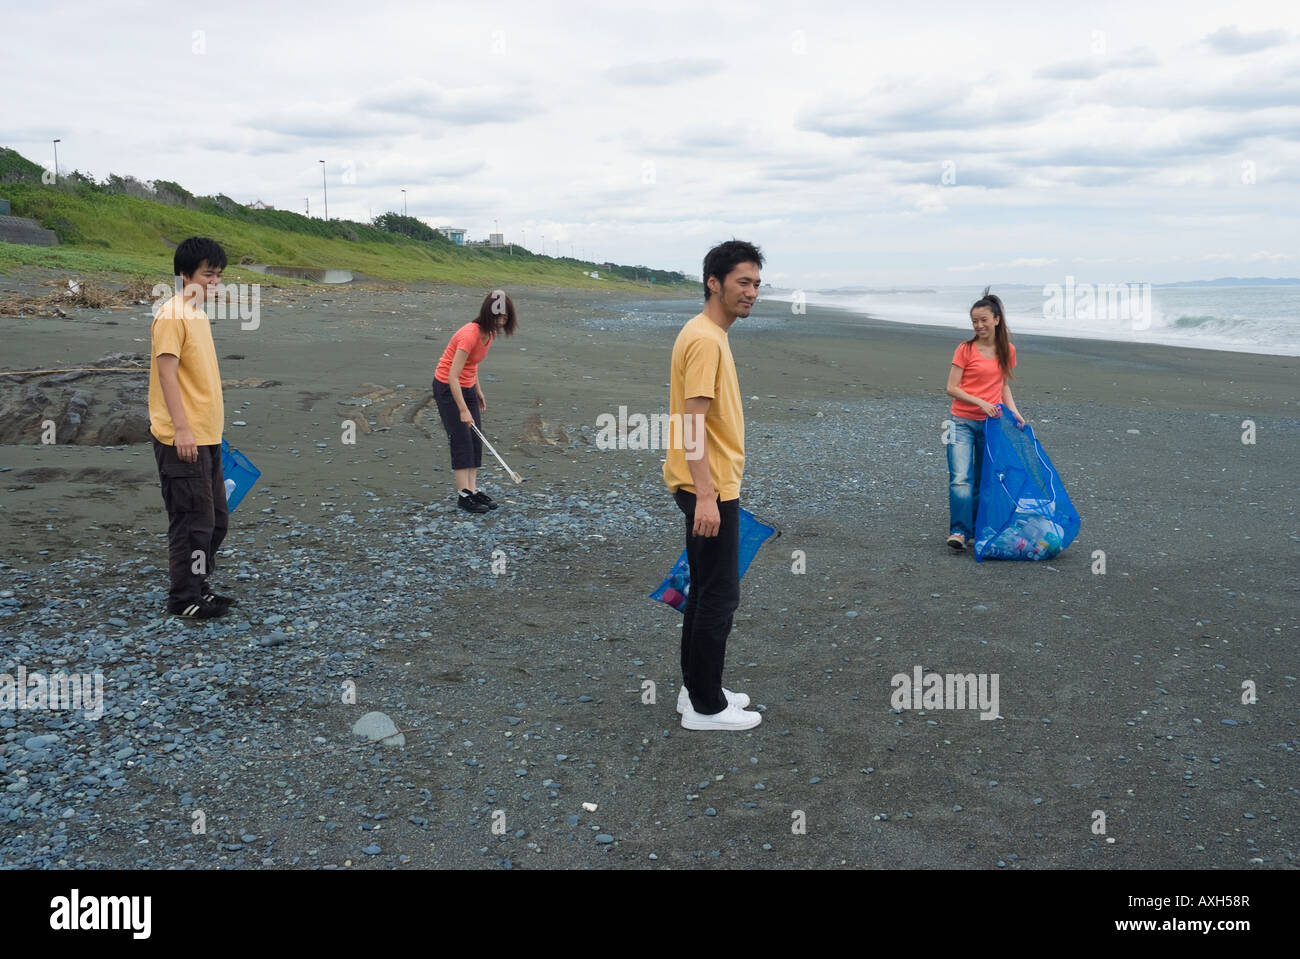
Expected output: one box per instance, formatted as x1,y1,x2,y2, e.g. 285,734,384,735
477,391,486,411
682,395,719,536
692,495,721,537
459,408,475,425
174,426,198,463
156,353,197,459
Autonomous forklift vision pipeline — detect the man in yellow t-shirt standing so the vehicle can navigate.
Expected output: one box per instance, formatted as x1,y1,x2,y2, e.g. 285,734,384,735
148,237,231,619
663,240,765,731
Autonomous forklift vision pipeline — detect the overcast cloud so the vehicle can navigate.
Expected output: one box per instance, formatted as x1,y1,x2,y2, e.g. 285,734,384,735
2,0,1296,287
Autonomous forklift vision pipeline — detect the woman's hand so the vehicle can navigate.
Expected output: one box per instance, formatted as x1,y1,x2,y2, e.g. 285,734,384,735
477,391,486,411
979,400,1000,418
459,408,474,425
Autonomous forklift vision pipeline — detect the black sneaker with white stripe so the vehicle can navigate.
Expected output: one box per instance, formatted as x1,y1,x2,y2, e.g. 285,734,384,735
202,587,237,608
472,490,500,510
168,598,230,619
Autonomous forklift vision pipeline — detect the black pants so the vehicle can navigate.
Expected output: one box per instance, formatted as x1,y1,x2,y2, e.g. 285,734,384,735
153,439,228,609
673,490,740,715
432,378,482,470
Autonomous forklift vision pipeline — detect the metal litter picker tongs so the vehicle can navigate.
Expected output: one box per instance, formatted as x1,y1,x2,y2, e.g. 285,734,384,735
470,423,523,484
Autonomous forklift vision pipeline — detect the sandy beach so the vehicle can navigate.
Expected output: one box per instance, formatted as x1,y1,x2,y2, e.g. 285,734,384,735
0,268,1296,869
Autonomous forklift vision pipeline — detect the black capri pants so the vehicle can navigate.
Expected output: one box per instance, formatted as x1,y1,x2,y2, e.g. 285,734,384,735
432,377,482,470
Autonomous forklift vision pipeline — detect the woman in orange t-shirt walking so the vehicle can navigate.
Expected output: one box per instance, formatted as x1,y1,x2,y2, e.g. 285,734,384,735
432,290,518,513
943,288,1025,551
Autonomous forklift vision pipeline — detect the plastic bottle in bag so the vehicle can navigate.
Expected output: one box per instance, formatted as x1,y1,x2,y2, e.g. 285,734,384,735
1018,515,1063,559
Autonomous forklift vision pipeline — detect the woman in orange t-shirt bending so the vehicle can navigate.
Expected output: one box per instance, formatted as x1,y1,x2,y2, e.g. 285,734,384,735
432,290,518,513
943,288,1025,551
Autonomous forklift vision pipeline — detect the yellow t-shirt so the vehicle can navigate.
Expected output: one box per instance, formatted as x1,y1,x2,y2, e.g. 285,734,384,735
662,312,745,501
148,293,224,445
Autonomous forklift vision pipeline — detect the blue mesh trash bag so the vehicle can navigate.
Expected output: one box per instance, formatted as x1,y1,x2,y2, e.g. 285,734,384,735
651,507,776,612
220,439,261,511
973,406,1080,562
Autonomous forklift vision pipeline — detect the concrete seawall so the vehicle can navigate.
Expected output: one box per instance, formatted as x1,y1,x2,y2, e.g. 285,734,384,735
245,264,352,284
0,215,58,247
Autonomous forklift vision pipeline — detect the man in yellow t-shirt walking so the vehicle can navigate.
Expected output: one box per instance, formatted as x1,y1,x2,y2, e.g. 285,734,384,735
148,237,231,619
663,240,765,731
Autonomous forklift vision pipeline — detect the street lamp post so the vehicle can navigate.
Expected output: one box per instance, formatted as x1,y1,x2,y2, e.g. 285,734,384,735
305,197,309,216
51,139,60,183
402,189,407,215
319,160,328,221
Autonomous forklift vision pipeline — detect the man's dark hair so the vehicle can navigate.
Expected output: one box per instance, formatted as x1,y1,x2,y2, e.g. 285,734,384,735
702,239,764,300
474,289,518,337
174,237,228,279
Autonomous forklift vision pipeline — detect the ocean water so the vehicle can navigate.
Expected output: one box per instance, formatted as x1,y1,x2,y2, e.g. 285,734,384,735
583,299,795,332
762,284,1300,357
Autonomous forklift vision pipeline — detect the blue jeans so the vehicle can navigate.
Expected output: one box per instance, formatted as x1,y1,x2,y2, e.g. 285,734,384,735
947,415,985,539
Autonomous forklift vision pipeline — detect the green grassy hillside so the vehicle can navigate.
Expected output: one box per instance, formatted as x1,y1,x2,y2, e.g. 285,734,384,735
0,148,693,292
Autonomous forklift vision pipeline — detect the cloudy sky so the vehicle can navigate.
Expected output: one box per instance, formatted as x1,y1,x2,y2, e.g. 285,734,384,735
3,0,1297,287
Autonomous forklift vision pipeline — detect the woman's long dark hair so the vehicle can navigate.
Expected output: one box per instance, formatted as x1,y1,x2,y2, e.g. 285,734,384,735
474,289,518,337
969,286,1012,380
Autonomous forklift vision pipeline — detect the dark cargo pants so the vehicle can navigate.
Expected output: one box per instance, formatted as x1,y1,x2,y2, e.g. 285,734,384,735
153,438,228,610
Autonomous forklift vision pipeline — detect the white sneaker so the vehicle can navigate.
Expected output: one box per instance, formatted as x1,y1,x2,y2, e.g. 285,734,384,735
677,686,750,714
680,702,762,731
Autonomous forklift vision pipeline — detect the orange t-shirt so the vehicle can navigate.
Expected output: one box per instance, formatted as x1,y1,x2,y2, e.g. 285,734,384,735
662,313,745,501
434,322,492,388
950,340,1016,420
148,293,224,445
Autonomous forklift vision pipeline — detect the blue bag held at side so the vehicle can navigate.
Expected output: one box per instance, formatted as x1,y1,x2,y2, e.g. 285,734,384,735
651,507,776,612
974,406,1080,562
220,439,261,511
